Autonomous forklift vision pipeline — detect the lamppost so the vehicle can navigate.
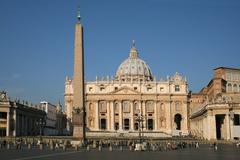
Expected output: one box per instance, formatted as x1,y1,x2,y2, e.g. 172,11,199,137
36,118,46,140
135,113,145,144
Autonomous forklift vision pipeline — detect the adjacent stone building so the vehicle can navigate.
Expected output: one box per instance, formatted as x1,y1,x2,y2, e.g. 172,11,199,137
56,102,67,136
40,101,67,136
190,67,240,140
0,91,46,137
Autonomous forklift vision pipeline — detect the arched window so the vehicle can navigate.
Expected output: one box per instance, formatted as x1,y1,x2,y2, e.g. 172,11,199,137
233,84,238,92
160,103,165,111
133,102,140,114
123,101,130,113
114,102,119,114
227,83,232,92
99,101,107,113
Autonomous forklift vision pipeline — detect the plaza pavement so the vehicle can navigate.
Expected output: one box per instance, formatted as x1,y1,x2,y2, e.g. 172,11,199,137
0,144,239,160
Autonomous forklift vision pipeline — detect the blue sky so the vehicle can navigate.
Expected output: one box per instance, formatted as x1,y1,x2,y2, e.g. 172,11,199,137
0,0,240,105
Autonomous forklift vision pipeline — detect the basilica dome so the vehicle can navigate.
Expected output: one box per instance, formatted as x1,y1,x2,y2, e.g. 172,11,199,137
115,44,153,82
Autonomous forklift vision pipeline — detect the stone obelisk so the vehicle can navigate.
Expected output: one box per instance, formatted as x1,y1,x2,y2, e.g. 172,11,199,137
72,9,85,140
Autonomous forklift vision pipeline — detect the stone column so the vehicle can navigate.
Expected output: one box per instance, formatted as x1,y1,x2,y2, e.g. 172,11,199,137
225,114,230,140
22,115,25,136
95,101,99,130
119,101,123,131
154,101,158,131
6,111,10,136
18,114,21,136
107,101,111,130
207,112,216,140
130,101,134,131
229,113,234,140
168,100,173,133
25,116,28,136
182,102,188,134
25,116,27,136
110,101,115,131
12,109,16,136
16,114,19,136
142,101,146,131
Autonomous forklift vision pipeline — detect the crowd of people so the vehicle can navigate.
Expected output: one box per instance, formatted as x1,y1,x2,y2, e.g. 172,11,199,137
0,138,240,152
84,140,201,151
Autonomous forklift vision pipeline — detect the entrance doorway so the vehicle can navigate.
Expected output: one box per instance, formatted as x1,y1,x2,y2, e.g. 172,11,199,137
0,129,6,137
134,122,139,130
147,119,154,130
174,114,182,130
215,115,225,139
124,119,130,130
100,118,107,130
114,122,119,130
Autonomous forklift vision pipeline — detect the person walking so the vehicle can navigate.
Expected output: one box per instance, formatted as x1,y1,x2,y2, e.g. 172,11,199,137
213,142,217,151
195,142,199,148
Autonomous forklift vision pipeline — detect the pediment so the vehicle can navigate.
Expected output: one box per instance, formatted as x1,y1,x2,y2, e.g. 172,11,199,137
110,86,140,95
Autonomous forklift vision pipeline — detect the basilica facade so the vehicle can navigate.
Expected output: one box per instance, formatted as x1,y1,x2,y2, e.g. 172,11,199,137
65,45,189,138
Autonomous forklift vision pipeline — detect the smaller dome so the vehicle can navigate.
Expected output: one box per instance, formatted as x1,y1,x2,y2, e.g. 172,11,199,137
115,43,153,82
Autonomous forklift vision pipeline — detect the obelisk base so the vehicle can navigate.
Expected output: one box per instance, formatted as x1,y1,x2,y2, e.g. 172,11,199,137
73,126,84,138
72,111,85,140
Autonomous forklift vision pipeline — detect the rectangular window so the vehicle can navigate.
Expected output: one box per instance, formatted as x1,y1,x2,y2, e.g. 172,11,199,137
147,87,152,91
234,114,240,125
233,74,238,81
175,85,180,92
160,87,164,92
0,112,7,119
226,73,231,81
